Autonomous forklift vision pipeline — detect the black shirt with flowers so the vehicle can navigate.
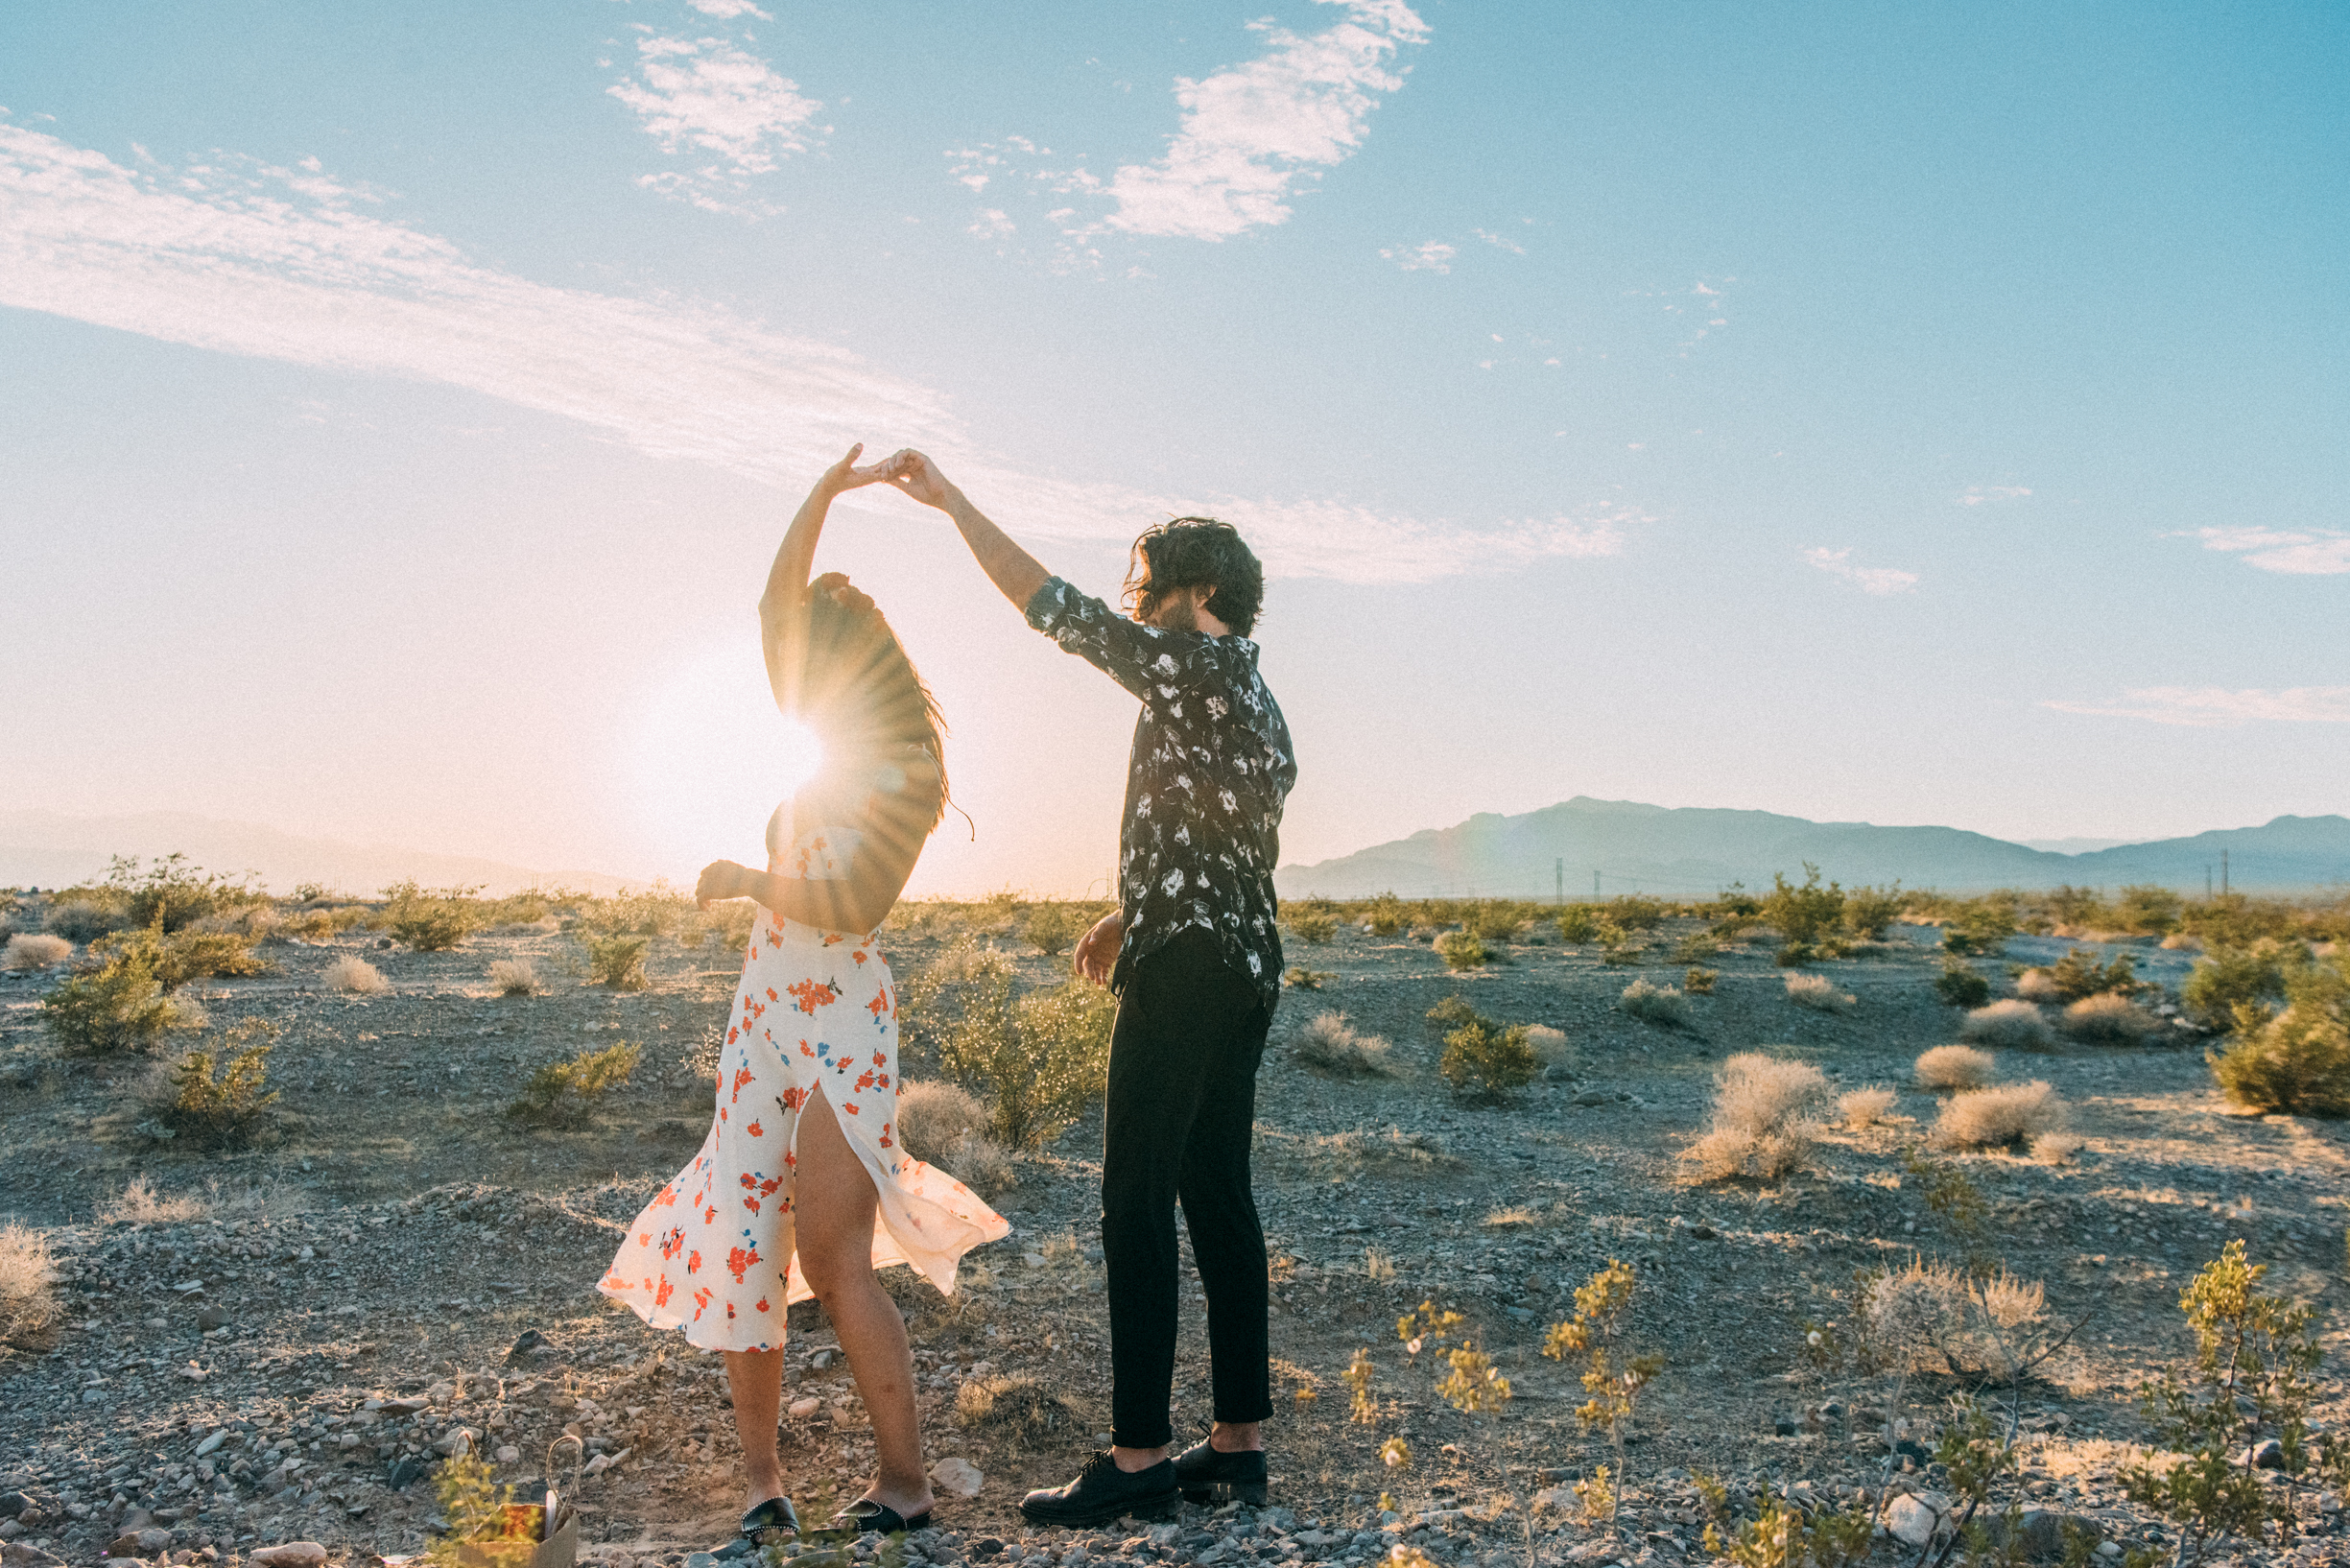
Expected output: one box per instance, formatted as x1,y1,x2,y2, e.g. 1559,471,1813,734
1025,577,1296,1012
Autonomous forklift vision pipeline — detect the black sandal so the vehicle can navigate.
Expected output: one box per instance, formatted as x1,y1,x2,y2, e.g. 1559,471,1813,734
830,1497,933,1535
712,1495,800,1559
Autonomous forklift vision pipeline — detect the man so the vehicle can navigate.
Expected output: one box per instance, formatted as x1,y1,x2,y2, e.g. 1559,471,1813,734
882,450,1294,1527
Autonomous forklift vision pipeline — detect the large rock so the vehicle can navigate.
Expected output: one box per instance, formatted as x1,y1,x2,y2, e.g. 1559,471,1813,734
249,1543,328,1568
1883,1491,1953,1547
1,1545,64,1567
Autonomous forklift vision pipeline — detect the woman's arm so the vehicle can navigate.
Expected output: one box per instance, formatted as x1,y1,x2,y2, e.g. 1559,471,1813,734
695,762,940,934
758,444,893,712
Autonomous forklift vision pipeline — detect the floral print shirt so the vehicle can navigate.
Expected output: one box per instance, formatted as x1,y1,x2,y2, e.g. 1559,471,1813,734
1025,576,1296,1010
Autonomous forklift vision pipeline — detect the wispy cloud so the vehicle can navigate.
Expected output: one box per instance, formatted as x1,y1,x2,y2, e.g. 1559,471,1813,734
0,122,1633,586
683,0,770,15
1958,485,2030,506
1470,226,1525,254
2042,686,2350,726
1804,547,1918,596
1380,240,1453,273
2181,526,2350,576
607,29,823,216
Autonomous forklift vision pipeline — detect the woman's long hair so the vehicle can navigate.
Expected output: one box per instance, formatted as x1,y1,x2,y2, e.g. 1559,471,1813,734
782,581,949,834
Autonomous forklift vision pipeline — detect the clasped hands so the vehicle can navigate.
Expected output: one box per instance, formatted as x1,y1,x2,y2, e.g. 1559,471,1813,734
818,442,957,511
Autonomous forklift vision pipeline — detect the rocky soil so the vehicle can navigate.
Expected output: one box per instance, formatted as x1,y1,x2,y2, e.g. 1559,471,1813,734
2,908,2346,1568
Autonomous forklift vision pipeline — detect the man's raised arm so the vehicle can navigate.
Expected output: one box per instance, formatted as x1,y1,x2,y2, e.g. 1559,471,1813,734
882,450,1051,611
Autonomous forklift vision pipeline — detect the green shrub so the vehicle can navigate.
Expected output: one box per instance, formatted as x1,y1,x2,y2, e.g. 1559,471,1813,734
587,935,650,990
1597,922,1648,965
384,881,482,951
580,882,692,938
1023,902,1094,955
41,947,176,1056
1941,897,2019,957
150,1019,280,1148
1439,1015,1540,1100
2032,946,2145,1003
1461,902,1526,942
1935,959,1992,1009
1283,966,1334,990
1425,994,1479,1030
97,853,261,935
1762,865,1844,952
1670,930,1721,964
1606,894,1667,932
1434,931,1487,971
2182,941,2297,1031
1366,894,1404,937
507,1040,642,1128
2208,962,2349,1117
93,926,265,992
930,946,1116,1150
42,899,124,943
1555,905,1600,943
1841,883,1903,939
2112,883,2184,937
1286,908,1339,944
1684,965,1718,995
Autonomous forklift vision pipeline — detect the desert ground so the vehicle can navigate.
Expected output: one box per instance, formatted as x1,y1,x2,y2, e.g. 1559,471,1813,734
2,890,2346,1568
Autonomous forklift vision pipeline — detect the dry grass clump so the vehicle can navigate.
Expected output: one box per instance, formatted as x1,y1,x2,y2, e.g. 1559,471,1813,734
1,1221,60,1351
1914,1044,1996,1091
1837,1085,1900,1129
324,954,390,995
898,1081,986,1160
1958,999,2056,1052
955,1375,1075,1448
1618,978,1692,1028
1784,972,1856,1011
1931,1081,2068,1151
942,1134,1019,1198
43,900,124,942
99,1175,211,1225
2,933,73,971
1683,1053,1828,1181
487,958,539,997
2015,969,2063,1003
1860,1255,1969,1366
2057,991,2163,1045
1291,1011,1396,1078
1522,1024,1573,1072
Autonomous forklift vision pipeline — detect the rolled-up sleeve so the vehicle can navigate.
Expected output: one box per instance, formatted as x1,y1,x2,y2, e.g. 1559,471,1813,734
1024,577,1188,702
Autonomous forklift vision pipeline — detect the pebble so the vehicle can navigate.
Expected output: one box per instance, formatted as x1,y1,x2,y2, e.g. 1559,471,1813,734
930,1458,985,1498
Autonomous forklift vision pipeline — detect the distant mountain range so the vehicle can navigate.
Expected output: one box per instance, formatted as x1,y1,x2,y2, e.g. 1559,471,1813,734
1274,797,2350,900
0,810,642,897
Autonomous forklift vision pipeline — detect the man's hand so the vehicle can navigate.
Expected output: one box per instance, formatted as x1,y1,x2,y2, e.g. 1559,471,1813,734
1074,909,1126,986
881,448,958,511
819,442,895,497
696,860,754,911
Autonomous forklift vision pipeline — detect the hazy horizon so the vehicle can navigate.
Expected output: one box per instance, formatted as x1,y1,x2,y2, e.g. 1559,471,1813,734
5,1,2343,898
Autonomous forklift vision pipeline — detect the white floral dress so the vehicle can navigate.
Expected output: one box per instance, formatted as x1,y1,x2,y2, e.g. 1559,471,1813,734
600,825,1009,1351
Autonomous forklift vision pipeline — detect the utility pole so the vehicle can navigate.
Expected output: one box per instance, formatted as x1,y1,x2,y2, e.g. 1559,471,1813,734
1594,869,1602,899
2206,865,2213,899
2221,849,2229,896
1555,858,1564,905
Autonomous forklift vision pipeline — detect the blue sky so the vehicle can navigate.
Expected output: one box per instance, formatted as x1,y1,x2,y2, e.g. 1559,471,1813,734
3,0,2344,894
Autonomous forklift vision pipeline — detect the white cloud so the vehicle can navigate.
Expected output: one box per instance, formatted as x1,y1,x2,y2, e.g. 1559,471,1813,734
0,122,1637,587
1380,240,1452,273
2042,686,2350,726
607,33,823,216
2184,525,2350,576
968,208,1014,239
683,0,771,15
1958,485,2031,506
1804,547,1918,596
1470,227,1524,254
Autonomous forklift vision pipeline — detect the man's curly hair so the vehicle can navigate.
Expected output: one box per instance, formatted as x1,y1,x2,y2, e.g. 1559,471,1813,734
1122,516,1264,636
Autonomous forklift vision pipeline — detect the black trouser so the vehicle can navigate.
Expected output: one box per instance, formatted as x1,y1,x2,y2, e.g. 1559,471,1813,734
1101,928,1274,1451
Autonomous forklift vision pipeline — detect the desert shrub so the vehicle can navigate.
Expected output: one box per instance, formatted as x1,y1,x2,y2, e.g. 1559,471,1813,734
896,1080,987,1161
324,955,390,995
580,881,692,939
506,1039,641,1128
41,946,175,1056
1425,994,1479,1030
2057,991,2163,1045
1292,1011,1394,1078
1461,903,1526,942
148,1018,280,1148
1935,958,1991,1008
1285,908,1339,945
86,924,265,992
99,1175,210,1225
2181,941,2298,1031
1606,894,1667,932
1436,1002,1539,1100
487,958,538,997
1838,1085,1898,1128
2023,946,2145,1004
1022,902,1093,955
955,1375,1076,1447
1555,905,1600,943
1282,965,1334,990
1958,999,2055,1052
1618,978,1691,1029
587,935,650,990
1433,931,1487,971
1857,1254,1970,1366
1365,894,1405,937
2208,962,2350,1116
1842,883,1903,939
1762,865,1844,959
1522,1024,1573,1071
1596,922,1648,965
42,899,124,942
934,952,1117,1149
96,853,261,934
1784,972,1855,1011
1932,1081,2068,1150
1684,1053,1828,1181
2111,883,2184,937
1,1221,59,1351
1915,1044,1996,1091
2,934,72,971
698,899,759,954
1940,897,2019,957
383,880,482,951
1683,965,1718,994
1670,931,1721,966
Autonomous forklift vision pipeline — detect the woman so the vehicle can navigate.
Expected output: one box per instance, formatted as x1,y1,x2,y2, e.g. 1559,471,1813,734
599,445,1008,1555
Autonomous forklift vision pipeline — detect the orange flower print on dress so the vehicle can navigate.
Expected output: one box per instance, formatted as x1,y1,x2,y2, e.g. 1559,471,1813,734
867,984,891,1022
660,1227,684,1260
693,1286,713,1319
731,1066,755,1103
687,1249,701,1274
654,1276,673,1307
726,1244,760,1283
755,1296,771,1313
789,979,842,1013
747,1120,763,1137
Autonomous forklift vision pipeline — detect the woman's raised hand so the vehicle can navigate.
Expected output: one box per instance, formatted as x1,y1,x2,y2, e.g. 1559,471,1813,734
821,443,896,494
880,448,955,511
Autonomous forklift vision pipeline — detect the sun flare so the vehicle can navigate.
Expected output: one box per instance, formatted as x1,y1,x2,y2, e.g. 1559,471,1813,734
628,645,823,875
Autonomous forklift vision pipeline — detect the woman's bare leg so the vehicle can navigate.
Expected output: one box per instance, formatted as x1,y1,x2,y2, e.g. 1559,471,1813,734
795,1085,935,1520
724,1346,789,1514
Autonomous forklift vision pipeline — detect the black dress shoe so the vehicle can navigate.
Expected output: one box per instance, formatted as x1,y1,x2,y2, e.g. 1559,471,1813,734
1172,1440,1269,1506
1019,1451,1180,1528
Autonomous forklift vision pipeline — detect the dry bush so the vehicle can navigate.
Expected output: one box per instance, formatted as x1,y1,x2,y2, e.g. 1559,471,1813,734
1619,978,1693,1029
487,958,538,997
1522,1024,1574,1072
2015,968,2064,1003
955,1375,1075,1448
1914,1044,1996,1091
1959,999,2056,1052
148,1019,282,1148
324,954,390,995
1286,908,1340,945
100,1175,211,1225
2,933,72,971
940,1133,1019,1198
1784,972,1856,1011
1838,1086,1899,1129
1023,903,1094,956
898,1081,987,1161
1291,1010,1394,1078
1683,1053,1828,1181
1,1221,59,1351
1860,1255,1969,1367
43,899,124,943
2058,991,2163,1045
1932,1081,2068,1150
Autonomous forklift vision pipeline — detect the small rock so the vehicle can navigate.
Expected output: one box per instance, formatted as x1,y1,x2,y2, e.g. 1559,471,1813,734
0,1497,22,1521
2244,1438,2284,1470
1772,1417,1799,1437
1,1544,64,1567
386,1457,432,1491
495,1445,522,1464
930,1458,985,1498
195,1304,229,1331
1572,1089,1610,1107
508,1329,555,1359
1531,1486,1572,1513
193,1431,227,1459
968,1538,1004,1558
431,1429,476,1459
787,1396,822,1420
249,1544,328,1568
